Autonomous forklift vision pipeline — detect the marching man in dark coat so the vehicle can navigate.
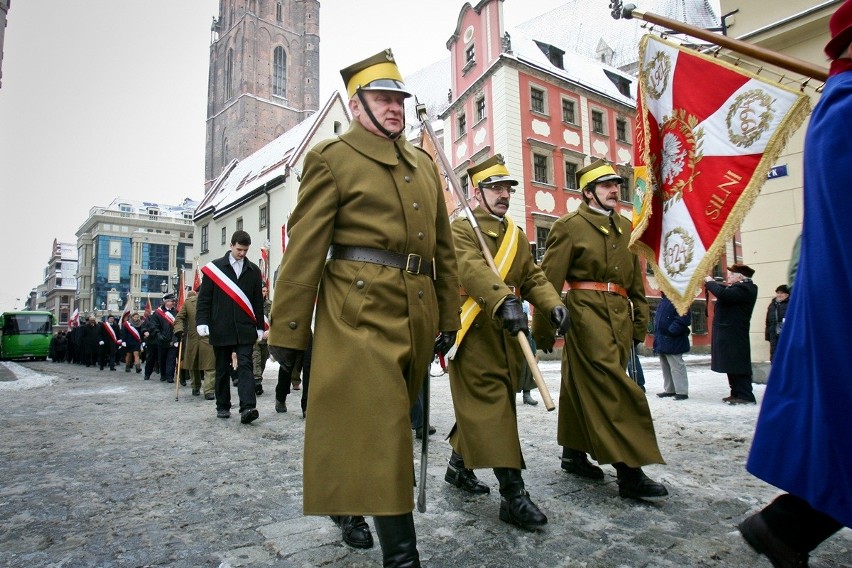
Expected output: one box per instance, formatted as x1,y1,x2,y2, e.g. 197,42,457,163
267,49,460,567
704,263,758,404
142,294,178,382
444,155,567,530
196,230,265,424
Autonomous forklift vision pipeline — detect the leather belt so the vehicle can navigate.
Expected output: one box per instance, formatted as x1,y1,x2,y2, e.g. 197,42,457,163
330,245,434,278
566,280,629,299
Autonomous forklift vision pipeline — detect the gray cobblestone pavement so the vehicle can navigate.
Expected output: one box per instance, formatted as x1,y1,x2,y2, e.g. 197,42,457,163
0,357,850,568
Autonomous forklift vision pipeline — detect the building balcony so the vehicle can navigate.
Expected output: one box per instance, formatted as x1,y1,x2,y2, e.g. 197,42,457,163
87,207,194,226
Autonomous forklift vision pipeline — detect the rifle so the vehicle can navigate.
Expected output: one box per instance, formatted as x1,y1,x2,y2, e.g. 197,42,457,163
415,103,555,411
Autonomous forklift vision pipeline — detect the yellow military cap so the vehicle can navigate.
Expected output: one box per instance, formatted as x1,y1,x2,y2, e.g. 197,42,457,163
467,154,519,188
340,48,411,99
577,159,623,190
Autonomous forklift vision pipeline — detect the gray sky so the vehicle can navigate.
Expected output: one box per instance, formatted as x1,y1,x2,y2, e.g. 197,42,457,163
0,0,606,311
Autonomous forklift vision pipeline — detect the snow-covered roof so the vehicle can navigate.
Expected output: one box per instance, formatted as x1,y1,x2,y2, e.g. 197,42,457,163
104,197,197,219
506,26,637,105
516,0,720,71
196,92,346,219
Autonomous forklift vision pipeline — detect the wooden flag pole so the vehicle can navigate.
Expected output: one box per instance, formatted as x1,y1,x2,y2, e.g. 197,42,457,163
611,1,829,82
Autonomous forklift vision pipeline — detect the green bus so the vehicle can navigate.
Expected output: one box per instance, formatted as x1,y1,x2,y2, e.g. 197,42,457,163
0,311,55,361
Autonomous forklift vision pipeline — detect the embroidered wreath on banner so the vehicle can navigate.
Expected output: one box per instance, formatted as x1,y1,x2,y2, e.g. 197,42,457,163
642,50,672,100
662,227,695,277
726,89,775,149
657,108,704,211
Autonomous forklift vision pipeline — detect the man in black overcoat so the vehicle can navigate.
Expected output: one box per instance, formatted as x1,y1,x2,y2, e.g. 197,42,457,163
196,230,265,424
704,263,758,404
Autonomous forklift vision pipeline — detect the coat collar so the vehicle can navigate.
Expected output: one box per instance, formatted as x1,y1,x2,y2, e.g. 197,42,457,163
340,121,419,168
577,202,623,236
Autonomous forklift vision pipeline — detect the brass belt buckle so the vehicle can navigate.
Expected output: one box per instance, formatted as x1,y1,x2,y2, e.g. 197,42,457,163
406,253,422,274
606,282,616,294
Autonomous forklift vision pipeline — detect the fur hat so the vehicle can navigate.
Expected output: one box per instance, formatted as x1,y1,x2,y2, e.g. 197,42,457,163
728,263,755,278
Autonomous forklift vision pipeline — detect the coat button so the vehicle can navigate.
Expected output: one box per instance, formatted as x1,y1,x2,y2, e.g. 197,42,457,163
492,284,500,290
404,175,411,182
418,232,424,240
289,321,297,329
413,202,420,210
418,290,424,298
356,280,365,289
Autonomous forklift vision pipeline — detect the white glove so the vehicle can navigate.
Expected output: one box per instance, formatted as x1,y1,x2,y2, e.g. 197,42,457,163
196,325,209,337
99,340,104,345
256,329,264,341
121,341,127,347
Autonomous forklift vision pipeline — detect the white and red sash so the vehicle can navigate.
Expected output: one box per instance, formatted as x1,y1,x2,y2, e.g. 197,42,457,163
157,306,175,327
123,321,141,343
102,322,121,345
202,261,259,326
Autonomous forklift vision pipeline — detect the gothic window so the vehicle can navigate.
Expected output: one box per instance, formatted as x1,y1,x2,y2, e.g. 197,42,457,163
273,46,287,97
225,48,234,101
276,1,283,21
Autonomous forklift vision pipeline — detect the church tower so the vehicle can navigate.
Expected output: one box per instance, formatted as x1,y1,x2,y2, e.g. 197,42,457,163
205,0,320,189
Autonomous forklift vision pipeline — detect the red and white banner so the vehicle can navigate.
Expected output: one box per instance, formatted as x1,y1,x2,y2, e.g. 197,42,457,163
630,35,810,314
68,308,79,328
201,262,259,326
259,245,270,289
120,293,133,325
144,297,153,318
176,272,186,312
192,267,202,292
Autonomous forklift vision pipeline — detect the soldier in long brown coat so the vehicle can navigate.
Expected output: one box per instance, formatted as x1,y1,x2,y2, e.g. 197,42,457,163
267,49,459,567
445,155,567,530
174,290,216,398
532,159,667,501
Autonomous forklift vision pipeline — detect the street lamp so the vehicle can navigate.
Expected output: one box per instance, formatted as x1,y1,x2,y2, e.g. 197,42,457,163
171,271,180,292
160,280,168,294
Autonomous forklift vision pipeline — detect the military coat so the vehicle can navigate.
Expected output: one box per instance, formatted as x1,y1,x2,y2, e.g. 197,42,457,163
447,208,563,469
268,121,460,516
532,202,663,467
174,295,216,371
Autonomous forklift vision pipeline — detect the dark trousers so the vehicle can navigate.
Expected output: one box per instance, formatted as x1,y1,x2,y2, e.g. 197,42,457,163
276,333,311,414
761,494,843,553
158,344,177,381
99,344,117,369
214,343,256,412
727,372,755,402
144,345,159,377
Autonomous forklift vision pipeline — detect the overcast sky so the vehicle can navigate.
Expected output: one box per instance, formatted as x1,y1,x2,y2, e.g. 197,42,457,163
0,0,627,311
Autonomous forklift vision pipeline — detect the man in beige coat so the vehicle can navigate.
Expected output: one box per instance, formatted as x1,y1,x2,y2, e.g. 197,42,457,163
533,159,667,501
268,49,460,568
445,155,567,530
174,290,216,398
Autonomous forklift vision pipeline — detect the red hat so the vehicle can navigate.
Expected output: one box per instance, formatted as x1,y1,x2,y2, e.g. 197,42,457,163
825,0,852,60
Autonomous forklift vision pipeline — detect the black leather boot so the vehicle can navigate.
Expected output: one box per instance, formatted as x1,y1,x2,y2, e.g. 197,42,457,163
372,513,421,568
444,451,490,494
493,467,547,529
560,447,604,479
329,515,373,549
614,463,668,500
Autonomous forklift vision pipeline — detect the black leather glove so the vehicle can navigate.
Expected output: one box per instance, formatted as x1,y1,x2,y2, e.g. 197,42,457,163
550,305,570,336
268,345,305,379
434,331,457,356
497,296,527,336
174,331,183,341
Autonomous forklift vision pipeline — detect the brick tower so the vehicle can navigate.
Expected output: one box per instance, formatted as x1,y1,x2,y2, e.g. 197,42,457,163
205,0,320,189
